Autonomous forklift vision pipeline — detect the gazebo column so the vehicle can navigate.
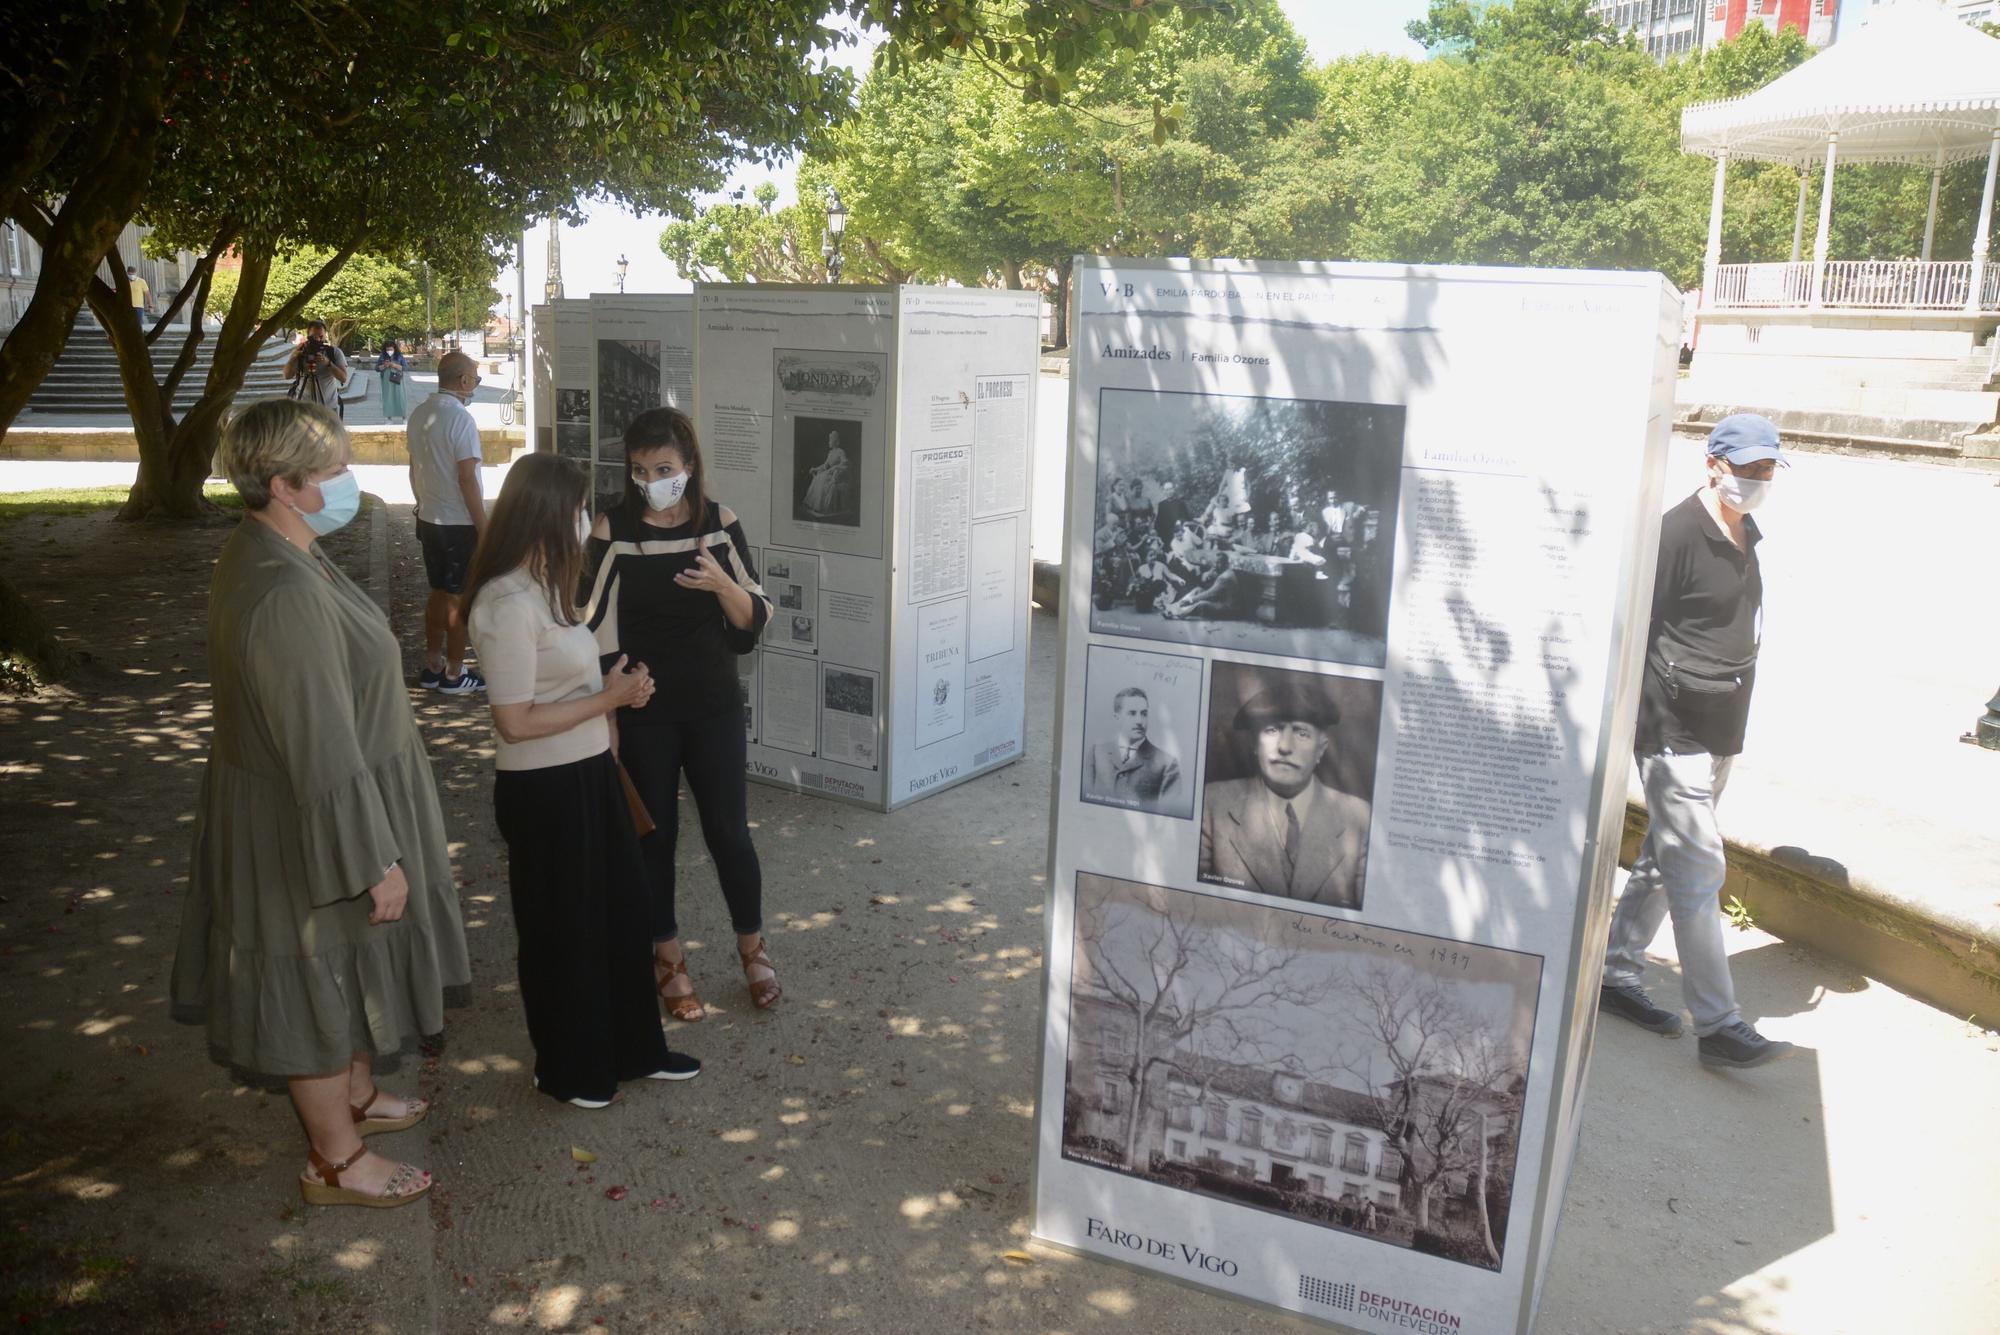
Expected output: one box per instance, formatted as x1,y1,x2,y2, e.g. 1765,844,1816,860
1810,132,1838,310
1969,127,2000,314
1701,149,1728,309
1791,169,1809,263
1922,149,1945,262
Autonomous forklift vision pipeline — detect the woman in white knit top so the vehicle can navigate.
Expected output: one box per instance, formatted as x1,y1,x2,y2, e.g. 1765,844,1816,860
462,453,699,1107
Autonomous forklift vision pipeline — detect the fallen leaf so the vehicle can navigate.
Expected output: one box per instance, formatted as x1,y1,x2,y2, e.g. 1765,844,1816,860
786,1054,805,1065
1002,1250,1034,1265
570,1146,597,1164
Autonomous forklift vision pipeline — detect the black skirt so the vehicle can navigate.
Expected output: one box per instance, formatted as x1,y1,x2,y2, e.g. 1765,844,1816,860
493,750,668,1103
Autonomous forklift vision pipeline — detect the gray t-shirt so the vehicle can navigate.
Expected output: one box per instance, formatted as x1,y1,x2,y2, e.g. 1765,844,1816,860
407,392,484,526
288,342,349,410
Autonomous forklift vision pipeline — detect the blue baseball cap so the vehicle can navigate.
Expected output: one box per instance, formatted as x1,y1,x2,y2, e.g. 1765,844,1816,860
1706,413,1787,467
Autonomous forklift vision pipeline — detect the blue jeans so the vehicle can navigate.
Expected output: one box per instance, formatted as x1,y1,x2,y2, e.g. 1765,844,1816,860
1603,751,1742,1037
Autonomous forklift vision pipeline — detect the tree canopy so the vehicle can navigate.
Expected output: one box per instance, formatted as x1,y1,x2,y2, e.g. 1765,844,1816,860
666,0,2000,332
2,0,1221,517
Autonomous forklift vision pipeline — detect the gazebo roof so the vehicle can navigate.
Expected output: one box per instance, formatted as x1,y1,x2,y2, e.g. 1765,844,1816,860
1682,2,2000,167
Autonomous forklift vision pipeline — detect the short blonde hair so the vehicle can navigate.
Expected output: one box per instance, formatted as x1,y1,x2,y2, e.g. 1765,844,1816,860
218,398,348,509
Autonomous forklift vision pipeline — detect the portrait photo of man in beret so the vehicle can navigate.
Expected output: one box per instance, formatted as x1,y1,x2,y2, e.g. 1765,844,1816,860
1197,663,1382,909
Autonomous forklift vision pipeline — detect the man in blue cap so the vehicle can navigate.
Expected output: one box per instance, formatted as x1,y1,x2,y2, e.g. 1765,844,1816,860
1599,414,1796,1069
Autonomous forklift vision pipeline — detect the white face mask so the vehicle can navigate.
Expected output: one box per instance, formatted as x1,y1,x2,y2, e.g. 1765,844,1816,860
640,471,688,512
1716,473,1772,513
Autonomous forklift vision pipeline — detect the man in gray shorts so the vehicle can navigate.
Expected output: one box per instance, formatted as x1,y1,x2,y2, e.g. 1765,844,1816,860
406,351,488,693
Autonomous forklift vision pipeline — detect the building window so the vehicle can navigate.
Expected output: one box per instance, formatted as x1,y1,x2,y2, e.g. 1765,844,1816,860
1310,1126,1333,1165
1378,1190,1398,1207
1308,1174,1327,1195
1205,1099,1228,1140
1,224,17,277
1238,1106,1263,1148
1100,1078,1122,1115
1342,1133,1369,1175
1241,1157,1258,1177
1171,1139,1188,1159
1344,1180,1366,1198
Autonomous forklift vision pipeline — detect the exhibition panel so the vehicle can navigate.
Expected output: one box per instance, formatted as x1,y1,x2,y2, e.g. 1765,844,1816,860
693,283,1041,811
1032,258,1679,1335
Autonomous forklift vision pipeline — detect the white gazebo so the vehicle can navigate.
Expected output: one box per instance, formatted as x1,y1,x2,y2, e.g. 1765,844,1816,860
1679,2,2000,448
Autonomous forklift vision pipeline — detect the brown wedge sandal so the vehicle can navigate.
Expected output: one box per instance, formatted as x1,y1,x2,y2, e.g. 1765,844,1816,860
300,1144,431,1209
656,955,706,1022
739,938,782,1010
350,1083,429,1136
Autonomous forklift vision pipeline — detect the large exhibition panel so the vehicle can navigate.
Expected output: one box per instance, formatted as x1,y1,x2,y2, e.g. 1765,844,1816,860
1032,259,1679,1334
695,283,1041,811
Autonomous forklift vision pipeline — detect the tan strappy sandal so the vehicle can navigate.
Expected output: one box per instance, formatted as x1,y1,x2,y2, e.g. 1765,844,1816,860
739,938,782,1011
300,1144,431,1209
657,955,706,1023
350,1084,429,1136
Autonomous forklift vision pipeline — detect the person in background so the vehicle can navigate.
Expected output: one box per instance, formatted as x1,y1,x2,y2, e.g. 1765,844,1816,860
284,319,350,415
1599,414,1796,1070
585,407,780,1021
1152,479,1190,545
125,264,152,320
376,339,409,423
463,453,699,1107
406,351,488,694
171,398,471,1209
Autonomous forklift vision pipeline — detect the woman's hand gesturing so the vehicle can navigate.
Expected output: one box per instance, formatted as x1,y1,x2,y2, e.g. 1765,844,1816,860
604,654,655,709
674,547,734,598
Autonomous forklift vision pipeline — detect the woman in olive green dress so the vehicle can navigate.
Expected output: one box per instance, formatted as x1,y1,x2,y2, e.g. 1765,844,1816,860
171,398,471,1209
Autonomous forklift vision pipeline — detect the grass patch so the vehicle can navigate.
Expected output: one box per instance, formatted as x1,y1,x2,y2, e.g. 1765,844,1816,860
0,483,241,523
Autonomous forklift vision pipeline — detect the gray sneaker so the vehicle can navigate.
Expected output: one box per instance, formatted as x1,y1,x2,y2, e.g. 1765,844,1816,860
1698,1020,1794,1069
1599,982,1684,1037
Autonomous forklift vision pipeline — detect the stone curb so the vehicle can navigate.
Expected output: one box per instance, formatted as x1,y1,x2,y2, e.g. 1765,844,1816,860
1,425,525,467
1619,803,2000,1030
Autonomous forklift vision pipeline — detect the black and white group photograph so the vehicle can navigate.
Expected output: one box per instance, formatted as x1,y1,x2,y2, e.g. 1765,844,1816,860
595,338,662,450
1087,389,1404,668
1060,872,1540,1273
778,584,805,611
792,417,862,527
555,387,591,422
1197,661,1382,910
1078,645,1203,821
824,667,876,719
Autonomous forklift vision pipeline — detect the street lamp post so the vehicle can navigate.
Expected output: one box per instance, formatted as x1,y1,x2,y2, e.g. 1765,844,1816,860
824,189,846,283
616,253,629,294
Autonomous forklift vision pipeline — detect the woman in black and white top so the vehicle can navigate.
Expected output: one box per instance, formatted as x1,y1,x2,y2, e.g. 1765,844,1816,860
463,452,700,1106
584,407,778,1022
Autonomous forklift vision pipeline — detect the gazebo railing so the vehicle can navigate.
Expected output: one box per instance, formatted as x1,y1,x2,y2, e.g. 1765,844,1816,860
1710,260,2000,312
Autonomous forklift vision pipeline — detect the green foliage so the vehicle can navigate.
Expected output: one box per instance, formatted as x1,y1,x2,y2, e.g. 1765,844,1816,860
207,252,500,349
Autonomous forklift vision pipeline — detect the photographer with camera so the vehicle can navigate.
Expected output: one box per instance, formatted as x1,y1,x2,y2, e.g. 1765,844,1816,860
284,319,351,416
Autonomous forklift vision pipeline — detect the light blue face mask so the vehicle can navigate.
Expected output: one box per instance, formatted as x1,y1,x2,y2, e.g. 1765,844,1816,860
296,470,361,536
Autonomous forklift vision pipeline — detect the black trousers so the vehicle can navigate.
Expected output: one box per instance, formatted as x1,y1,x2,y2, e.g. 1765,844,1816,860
493,751,669,1104
618,712,763,942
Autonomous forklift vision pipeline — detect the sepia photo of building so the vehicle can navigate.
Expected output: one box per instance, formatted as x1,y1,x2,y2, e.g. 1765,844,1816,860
1060,872,1540,1272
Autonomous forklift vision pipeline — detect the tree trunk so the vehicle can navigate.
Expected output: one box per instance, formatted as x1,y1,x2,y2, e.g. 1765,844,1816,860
1000,261,1023,290
117,230,362,521
1474,1111,1499,1264
0,0,186,436
1054,257,1072,350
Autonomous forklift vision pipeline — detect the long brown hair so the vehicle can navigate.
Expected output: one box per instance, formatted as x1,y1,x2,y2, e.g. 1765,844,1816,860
622,405,713,528
460,453,590,627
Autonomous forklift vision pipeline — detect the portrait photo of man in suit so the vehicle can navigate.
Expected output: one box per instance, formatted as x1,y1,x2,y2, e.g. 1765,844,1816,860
1198,671,1378,909
1081,688,1183,813
1078,645,1202,820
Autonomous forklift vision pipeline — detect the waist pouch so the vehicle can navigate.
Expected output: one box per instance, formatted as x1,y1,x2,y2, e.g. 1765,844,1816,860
1649,645,1745,706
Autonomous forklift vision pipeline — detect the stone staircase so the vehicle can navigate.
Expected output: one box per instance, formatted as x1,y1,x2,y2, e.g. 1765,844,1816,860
1904,344,2000,392
24,317,299,414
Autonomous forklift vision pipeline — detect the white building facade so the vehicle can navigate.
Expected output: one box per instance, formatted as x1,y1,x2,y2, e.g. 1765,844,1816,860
1590,0,1710,60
